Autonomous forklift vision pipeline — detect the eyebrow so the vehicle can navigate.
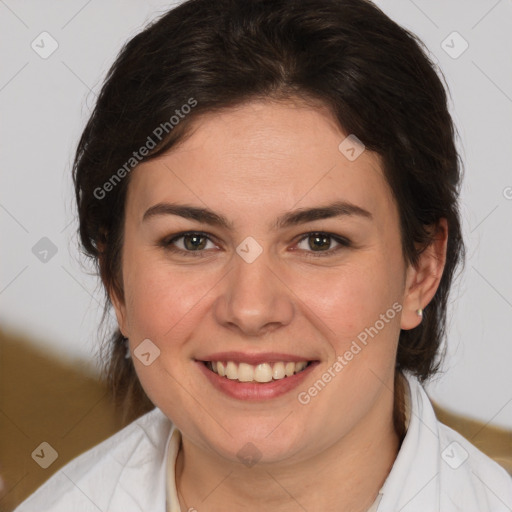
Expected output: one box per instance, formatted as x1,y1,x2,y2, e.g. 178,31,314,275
142,200,372,229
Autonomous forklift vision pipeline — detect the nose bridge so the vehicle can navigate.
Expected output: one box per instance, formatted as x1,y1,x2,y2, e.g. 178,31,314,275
214,246,294,335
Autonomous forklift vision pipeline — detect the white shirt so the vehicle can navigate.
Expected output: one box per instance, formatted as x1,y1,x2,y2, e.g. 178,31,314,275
14,373,512,512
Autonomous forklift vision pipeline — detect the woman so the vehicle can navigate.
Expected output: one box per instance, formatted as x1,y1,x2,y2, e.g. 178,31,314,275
15,0,512,510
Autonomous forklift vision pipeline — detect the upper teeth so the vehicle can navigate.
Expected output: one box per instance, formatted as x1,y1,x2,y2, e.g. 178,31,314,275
208,361,309,383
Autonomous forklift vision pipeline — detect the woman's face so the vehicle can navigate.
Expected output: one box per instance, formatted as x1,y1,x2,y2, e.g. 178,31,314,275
113,99,426,465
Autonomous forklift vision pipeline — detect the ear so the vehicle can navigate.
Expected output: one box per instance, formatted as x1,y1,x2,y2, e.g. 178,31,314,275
110,285,129,338
401,218,448,330
97,236,129,337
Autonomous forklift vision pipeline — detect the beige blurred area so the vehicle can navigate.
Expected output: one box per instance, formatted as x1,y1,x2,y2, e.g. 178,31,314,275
1,328,511,512
0,329,129,512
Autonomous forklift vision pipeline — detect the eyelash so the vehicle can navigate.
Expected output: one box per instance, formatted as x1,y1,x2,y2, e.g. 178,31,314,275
160,231,351,258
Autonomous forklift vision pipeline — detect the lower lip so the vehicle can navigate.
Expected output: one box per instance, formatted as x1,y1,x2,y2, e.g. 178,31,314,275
196,361,318,401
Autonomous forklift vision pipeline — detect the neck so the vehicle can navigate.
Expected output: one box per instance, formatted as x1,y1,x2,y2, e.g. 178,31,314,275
175,378,403,512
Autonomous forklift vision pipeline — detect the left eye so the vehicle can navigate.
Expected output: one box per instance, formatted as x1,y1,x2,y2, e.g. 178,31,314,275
295,233,349,254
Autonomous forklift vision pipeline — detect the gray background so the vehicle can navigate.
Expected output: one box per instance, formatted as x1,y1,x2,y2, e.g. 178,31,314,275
1,0,511,428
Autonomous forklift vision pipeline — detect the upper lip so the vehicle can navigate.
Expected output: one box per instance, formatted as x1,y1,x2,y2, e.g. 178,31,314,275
196,352,317,365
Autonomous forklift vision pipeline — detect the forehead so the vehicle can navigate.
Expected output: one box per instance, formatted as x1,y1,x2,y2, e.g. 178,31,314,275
127,100,394,224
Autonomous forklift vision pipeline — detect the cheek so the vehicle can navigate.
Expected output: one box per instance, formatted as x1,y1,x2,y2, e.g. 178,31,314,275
290,256,404,344
122,251,219,342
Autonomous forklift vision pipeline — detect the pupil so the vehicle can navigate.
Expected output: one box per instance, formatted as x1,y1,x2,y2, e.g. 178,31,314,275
185,234,206,250
310,234,330,251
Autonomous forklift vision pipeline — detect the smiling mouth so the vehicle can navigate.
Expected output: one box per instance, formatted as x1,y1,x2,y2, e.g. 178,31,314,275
203,360,314,383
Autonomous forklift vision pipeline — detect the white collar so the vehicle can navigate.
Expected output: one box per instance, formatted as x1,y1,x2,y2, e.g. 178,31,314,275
165,423,182,512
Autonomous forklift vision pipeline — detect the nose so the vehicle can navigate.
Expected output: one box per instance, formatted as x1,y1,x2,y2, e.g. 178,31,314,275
213,250,295,337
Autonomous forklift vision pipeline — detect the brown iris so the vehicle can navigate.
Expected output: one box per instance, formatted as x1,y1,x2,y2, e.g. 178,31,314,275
183,234,208,250
308,234,331,251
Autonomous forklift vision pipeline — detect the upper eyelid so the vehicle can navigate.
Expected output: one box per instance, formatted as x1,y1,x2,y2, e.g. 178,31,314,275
165,230,218,241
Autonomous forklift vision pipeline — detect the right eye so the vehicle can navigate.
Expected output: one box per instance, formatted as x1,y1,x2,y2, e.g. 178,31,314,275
162,231,219,256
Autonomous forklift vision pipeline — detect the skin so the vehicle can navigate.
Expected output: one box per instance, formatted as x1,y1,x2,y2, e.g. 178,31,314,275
111,99,447,512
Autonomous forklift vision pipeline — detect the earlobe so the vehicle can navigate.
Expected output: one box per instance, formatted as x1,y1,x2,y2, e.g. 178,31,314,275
110,288,129,338
401,219,448,330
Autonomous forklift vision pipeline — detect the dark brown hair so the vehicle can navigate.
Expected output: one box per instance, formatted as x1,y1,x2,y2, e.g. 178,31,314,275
73,0,464,421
